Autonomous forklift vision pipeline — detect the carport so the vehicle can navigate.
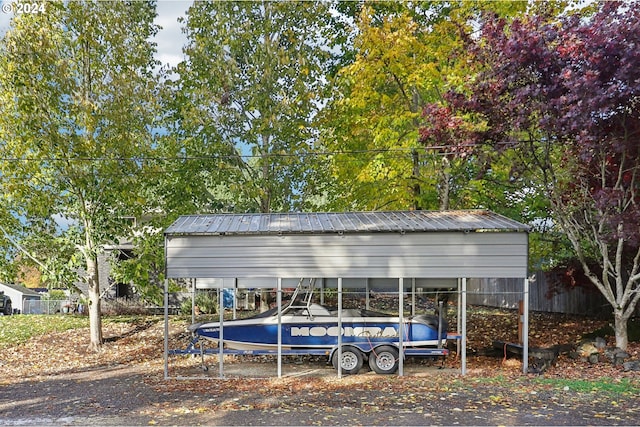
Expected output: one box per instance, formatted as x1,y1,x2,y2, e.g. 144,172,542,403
163,210,530,378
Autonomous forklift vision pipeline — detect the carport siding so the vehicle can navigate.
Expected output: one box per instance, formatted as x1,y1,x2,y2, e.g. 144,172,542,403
165,232,527,279
164,210,529,280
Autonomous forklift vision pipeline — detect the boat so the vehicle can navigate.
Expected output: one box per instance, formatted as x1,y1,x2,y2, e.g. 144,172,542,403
187,279,449,374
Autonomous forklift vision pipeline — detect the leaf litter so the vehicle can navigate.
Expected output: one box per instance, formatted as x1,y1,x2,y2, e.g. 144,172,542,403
0,309,638,425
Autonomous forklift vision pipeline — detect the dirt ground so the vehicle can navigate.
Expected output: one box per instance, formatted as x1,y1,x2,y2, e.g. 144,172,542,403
1,310,639,426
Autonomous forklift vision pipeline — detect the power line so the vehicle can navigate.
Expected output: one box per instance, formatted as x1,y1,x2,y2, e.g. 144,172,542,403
0,140,521,164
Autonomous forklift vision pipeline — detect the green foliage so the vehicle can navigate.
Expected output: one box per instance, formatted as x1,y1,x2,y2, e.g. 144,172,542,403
43,290,67,301
109,229,166,306
320,2,529,211
0,0,162,348
169,1,339,213
180,291,218,316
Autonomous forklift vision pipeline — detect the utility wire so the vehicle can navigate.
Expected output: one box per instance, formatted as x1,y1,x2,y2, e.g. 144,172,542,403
0,140,522,164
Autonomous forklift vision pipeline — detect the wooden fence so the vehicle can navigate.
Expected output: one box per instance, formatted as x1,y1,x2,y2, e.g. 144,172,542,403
467,272,613,316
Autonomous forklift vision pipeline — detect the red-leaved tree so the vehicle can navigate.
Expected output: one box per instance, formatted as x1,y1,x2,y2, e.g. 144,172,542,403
445,2,640,349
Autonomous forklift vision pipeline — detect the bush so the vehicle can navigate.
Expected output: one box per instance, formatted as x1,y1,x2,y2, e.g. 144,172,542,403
180,291,218,315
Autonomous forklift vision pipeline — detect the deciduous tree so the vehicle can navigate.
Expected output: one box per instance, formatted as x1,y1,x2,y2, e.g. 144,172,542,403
452,2,640,349
172,0,337,213
0,0,161,350
321,2,526,211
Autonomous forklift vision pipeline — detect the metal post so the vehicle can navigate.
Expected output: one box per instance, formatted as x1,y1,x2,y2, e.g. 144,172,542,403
191,279,196,325
437,300,443,349
163,279,169,379
365,278,370,310
277,277,282,378
411,278,416,316
337,277,342,379
523,278,530,374
398,277,404,376
461,277,467,376
233,278,238,320
457,278,462,359
218,286,224,378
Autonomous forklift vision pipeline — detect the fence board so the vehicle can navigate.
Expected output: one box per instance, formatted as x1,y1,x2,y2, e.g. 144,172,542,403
468,272,612,316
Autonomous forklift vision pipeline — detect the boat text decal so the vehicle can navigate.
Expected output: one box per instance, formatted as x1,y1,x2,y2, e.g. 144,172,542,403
290,326,398,338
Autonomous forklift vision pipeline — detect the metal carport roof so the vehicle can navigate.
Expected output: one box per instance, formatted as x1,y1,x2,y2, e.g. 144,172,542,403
164,210,530,235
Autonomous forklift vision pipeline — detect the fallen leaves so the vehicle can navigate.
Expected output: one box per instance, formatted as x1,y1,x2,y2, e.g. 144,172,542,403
1,309,639,426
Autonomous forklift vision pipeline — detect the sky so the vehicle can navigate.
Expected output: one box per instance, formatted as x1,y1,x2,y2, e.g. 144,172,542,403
0,0,190,70
154,0,191,69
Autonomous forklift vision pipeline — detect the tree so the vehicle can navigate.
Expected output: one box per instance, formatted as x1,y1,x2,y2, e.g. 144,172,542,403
452,2,640,349
321,2,527,211
0,0,161,350
172,0,338,214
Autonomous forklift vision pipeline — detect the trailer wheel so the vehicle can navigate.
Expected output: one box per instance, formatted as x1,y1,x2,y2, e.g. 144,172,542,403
332,346,364,375
369,345,399,374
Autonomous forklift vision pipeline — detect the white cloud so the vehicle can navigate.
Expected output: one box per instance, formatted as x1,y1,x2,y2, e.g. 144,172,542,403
0,1,15,34
0,0,190,70
154,0,191,70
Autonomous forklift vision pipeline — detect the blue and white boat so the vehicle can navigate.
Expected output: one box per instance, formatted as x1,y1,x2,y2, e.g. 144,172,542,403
188,281,448,374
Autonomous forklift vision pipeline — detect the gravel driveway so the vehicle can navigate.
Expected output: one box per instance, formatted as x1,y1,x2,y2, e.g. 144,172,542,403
2,360,639,426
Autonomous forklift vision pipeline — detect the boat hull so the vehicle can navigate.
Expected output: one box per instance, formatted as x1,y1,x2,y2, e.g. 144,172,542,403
192,312,446,352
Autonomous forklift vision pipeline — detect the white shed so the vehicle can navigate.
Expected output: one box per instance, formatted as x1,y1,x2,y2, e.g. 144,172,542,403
163,210,530,376
0,283,41,315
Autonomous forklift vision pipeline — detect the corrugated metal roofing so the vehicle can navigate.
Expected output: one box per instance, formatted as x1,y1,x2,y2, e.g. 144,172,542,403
164,210,529,236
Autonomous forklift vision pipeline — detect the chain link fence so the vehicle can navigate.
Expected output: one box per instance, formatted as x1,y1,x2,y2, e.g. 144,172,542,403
22,300,86,315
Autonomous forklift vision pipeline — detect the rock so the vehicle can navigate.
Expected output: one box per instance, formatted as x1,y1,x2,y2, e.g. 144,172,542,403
604,347,630,365
528,348,558,374
551,344,574,355
530,347,558,359
594,337,607,349
622,360,640,372
604,347,617,361
568,351,580,360
576,341,599,359
529,356,555,374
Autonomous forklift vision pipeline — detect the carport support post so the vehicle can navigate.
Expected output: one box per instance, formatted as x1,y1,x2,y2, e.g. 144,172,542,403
218,287,224,378
277,278,282,378
411,278,416,316
191,279,196,325
163,278,169,380
365,278,370,310
523,278,529,374
461,277,467,376
337,277,343,379
398,277,404,376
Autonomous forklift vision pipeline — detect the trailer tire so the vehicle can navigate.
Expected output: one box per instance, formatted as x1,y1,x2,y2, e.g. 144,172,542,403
332,346,364,375
369,345,399,374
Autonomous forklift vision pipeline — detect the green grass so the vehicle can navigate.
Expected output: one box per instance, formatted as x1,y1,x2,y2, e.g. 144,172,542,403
0,314,166,349
0,315,89,349
533,377,640,394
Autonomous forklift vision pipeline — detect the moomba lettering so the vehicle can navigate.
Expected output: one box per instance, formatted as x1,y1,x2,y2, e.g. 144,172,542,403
291,326,398,338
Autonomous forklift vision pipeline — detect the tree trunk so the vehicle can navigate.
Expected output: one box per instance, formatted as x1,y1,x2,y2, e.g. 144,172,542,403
613,309,629,351
438,157,451,211
86,255,103,351
411,149,422,210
